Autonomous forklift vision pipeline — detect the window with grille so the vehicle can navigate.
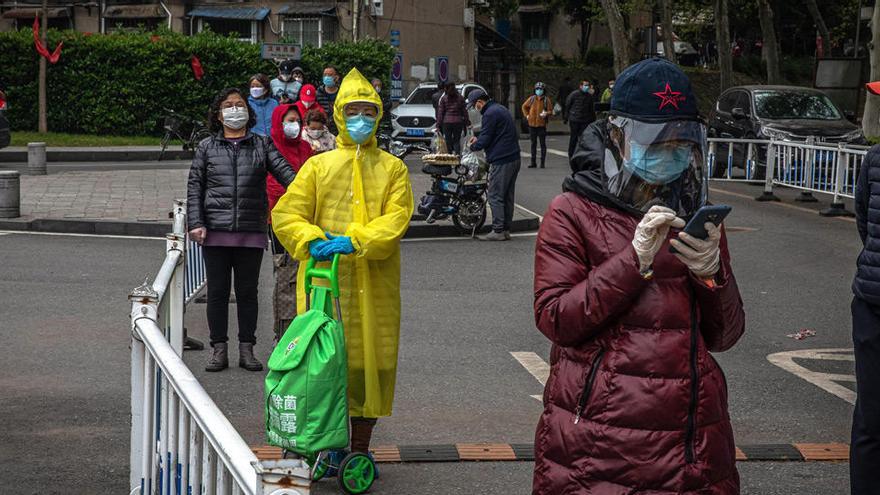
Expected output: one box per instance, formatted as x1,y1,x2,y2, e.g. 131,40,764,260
106,17,161,33
198,18,256,43
522,14,550,51
282,17,336,47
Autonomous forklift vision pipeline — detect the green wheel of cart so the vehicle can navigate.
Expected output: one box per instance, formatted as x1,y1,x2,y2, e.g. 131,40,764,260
312,452,330,481
337,452,376,494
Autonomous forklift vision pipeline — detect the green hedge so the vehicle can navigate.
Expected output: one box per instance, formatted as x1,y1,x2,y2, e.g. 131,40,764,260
0,29,394,135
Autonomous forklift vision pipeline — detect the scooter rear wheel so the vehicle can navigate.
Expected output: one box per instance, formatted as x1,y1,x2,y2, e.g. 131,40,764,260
453,197,487,235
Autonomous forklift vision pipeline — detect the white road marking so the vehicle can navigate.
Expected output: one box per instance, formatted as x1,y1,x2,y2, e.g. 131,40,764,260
515,203,544,222
522,148,567,159
511,351,549,402
0,230,164,241
766,348,856,405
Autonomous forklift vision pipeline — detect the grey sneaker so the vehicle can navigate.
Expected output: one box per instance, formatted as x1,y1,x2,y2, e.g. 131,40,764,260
480,231,509,241
504,231,512,240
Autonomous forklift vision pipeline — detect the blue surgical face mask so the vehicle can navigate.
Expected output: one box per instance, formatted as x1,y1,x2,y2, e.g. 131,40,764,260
624,142,691,184
323,75,336,88
581,84,590,93
345,114,377,144
535,89,544,96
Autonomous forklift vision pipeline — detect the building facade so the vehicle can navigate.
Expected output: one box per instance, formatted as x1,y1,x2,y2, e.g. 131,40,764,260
0,1,482,98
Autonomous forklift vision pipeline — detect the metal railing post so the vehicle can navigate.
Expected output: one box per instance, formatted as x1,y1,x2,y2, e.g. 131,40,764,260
756,140,780,201
821,142,855,217
708,140,716,178
129,278,160,495
746,142,754,180
169,200,186,355
796,137,818,202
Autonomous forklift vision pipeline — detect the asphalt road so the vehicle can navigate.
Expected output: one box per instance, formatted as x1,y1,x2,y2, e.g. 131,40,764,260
0,136,859,493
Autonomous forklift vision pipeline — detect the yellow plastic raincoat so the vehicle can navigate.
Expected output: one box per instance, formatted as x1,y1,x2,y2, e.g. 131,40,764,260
272,68,414,418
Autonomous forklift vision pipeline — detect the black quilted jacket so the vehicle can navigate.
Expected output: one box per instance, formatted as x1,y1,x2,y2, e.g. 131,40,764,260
855,145,880,305
186,132,296,232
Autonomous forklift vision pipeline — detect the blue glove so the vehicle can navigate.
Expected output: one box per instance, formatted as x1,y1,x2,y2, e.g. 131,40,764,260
309,238,333,261
316,233,355,258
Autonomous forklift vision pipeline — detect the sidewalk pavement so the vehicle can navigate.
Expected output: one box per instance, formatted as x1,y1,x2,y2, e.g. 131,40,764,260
0,166,539,238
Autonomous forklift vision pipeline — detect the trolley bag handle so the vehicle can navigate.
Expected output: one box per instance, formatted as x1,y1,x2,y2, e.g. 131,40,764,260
304,253,341,298
304,254,344,319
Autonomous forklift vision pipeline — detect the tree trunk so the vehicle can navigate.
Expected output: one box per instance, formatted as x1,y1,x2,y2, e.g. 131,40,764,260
599,0,631,75
38,0,47,133
579,20,592,63
756,0,781,84
661,0,676,64
863,0,880,137
804,0,831,56
714,0,733,90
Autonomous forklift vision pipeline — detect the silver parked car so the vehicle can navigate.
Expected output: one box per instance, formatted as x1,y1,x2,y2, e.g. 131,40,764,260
390,82,486,142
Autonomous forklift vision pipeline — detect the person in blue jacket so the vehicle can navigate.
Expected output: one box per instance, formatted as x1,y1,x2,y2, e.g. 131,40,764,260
248,74,278,137
466,89,521,241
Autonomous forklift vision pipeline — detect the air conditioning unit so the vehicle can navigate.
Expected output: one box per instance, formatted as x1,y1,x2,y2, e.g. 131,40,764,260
470,0,490,7
463,7,475,28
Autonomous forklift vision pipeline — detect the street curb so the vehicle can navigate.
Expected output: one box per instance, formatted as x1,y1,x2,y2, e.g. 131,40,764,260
0,215,540,239
0,148,193,163
253,442,850,463
252,443,849,462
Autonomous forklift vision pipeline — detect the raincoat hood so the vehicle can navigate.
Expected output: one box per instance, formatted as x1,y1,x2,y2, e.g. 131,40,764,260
333,68,383,148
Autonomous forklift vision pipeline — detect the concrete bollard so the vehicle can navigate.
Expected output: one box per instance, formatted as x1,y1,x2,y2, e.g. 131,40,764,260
27,142,47,175
0,170,21,218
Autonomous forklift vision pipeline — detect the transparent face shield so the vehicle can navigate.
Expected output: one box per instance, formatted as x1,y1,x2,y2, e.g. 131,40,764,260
603,115,709,218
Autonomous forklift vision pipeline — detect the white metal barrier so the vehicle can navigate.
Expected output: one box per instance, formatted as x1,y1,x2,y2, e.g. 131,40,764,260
129,199,310,495
708,137,869,216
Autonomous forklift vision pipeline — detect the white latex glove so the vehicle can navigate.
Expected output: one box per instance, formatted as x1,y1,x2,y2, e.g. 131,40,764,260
632,205,686,271
669,222,721,278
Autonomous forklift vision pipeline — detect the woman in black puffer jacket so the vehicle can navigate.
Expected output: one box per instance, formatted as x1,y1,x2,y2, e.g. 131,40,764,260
187,87,296,373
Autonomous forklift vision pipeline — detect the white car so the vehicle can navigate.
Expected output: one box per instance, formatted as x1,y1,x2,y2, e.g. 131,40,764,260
390,82,486,142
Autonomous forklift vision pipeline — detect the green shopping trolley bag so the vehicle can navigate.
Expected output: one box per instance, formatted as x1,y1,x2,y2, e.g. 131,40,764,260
265,255,349,462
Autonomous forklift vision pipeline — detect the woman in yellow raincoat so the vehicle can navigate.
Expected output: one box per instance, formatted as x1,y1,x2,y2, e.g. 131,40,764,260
272,68,413,455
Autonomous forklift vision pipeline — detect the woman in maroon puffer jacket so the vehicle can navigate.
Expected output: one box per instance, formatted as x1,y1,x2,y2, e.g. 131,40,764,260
532,58,745,494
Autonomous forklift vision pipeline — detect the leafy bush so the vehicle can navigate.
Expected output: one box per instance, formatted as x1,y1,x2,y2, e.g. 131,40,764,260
0,29,394,135
584,46,614,68
301,39,396,96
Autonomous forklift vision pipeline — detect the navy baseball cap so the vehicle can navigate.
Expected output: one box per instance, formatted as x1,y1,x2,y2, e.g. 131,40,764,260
611,57,699,122
466,89,488,108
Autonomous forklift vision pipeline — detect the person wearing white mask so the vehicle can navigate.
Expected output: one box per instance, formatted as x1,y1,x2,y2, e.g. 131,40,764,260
248,74,278,137
302,108,336,154
187,87,296,373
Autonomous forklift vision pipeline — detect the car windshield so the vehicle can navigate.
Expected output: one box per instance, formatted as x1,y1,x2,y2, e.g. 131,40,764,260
754,91,841,120
405,87,438,105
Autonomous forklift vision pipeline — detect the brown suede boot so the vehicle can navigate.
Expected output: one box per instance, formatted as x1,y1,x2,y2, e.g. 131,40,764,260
205,343,228,372
238,342,263,371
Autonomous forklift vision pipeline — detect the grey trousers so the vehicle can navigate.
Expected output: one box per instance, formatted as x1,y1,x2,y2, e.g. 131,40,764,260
488,158,521,233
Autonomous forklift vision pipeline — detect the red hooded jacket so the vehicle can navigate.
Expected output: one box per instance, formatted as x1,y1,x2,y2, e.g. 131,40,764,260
267,104,312,217
532,192,745,494
295,84,324,121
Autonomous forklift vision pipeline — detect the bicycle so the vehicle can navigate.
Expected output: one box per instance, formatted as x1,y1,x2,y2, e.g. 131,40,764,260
158,108,212,161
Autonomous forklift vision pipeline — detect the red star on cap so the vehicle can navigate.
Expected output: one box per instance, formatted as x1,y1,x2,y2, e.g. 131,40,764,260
653,83,682,110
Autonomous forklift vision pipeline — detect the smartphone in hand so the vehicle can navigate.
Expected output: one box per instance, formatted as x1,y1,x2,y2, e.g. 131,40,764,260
670,204,732,253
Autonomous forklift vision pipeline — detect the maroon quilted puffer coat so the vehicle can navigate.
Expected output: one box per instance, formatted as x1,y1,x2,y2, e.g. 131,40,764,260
532,192,745,494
